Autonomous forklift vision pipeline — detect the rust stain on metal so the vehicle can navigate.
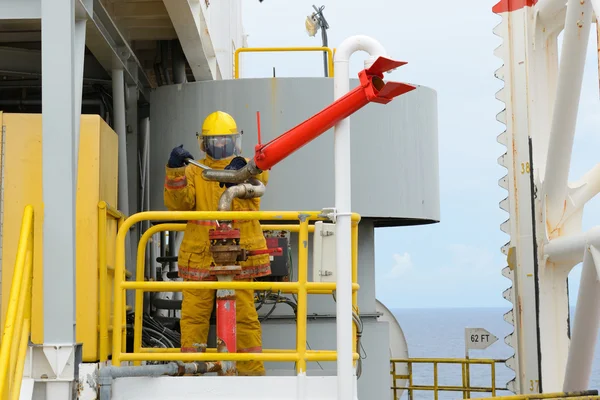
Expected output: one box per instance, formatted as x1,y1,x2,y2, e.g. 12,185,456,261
546,199,568,239
517,295,523,330
206,361,222,373
217,288,236,300
216,338,237,376
216,338,229,352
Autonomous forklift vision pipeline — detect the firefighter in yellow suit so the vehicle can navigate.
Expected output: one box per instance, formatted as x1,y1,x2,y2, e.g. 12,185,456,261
163,111,271,376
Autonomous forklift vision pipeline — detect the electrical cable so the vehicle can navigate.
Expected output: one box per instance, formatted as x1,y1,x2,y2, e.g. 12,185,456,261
140,313,181,350
332,291,366,379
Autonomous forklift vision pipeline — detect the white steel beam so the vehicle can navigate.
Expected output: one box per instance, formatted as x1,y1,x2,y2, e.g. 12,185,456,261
113,69,129,219
0,0,40,19
497,0,600,393
0,46,109,83
536,0,593,390
0,0,151,98
126,83,139,303
0,0,89,21
162,0,220,81
113,69,135,289
563,245,600,391
42,0,81,347
41,0,87,396
544,0,592,232
494,2,545,393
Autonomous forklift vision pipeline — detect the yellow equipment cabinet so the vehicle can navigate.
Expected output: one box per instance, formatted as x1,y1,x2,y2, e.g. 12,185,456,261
0,112,119,362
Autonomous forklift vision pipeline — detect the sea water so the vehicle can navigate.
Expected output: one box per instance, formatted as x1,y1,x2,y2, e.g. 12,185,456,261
392,307,600,399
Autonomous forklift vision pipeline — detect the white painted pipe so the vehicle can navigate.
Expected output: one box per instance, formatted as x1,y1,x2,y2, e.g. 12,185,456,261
113,68,133,282
544,0,592,229
537,0,568,22
567,163,600,216
112,68,130,217
545,226,600,263
333,35,386,400
592,0,600,20
563,245,600,391
141,117,151,279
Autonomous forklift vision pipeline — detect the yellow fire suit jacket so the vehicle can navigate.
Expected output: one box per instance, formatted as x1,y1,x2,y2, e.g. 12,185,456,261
164,156,271,281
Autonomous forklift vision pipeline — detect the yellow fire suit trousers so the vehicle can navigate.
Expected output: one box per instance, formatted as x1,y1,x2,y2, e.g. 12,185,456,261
180,278,265,376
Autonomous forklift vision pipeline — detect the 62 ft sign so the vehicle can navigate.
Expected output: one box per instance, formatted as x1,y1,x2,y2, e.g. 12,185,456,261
465,327,498,351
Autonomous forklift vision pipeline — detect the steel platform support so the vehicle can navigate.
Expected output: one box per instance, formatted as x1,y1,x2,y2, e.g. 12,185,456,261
494,0,599,393
41,0,88,398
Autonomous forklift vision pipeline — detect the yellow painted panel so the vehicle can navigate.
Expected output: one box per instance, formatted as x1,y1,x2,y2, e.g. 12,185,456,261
1,114,44,345
99,119,119,361
0,114,119,362
75,116,105,362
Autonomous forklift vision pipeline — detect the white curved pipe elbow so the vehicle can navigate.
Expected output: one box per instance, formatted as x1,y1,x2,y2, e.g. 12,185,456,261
333,35,386,65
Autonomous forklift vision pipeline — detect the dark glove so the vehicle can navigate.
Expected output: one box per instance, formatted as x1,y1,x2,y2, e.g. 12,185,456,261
168,145,194,168
219,156,248,188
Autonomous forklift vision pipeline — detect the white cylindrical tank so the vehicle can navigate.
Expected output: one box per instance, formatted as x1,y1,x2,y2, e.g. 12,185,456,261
149,77,439,225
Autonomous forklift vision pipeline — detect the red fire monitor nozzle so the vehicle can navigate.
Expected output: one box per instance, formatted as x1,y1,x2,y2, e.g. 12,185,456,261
253,56,416,171
201,56,415,183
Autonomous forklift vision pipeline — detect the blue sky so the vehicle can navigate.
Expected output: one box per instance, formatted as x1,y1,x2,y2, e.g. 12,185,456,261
240,0,600,309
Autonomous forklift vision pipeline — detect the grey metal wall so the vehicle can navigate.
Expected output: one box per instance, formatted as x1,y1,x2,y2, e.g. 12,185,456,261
148,77,439,225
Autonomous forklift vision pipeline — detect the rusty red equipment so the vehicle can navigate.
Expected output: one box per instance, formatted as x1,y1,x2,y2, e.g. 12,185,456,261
207,225,281,374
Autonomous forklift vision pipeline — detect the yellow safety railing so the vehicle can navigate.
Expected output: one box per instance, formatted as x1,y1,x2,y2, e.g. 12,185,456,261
97,201,132,362
234,47,335,79
0,205,34,400
111,210,360,373
391,358,508,400
132,222,328,362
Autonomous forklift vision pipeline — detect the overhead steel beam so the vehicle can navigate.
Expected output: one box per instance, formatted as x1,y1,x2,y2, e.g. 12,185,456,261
0,0,40,19
162,0,220,81
0,46,110,83
85,0,152,99
0,0,151,99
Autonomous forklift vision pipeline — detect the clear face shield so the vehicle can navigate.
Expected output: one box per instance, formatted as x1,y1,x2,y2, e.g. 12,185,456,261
197,133,242,160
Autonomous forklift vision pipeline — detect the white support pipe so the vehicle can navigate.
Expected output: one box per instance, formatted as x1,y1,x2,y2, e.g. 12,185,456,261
545,226,600,263
141,117,150,279
568,163,600,213
113,68,130,216
558,162,600,225
113,68,133,280
537,0,568,22
333,35,386,400
563,245,600,391
544,0,592,229
592,0,600,20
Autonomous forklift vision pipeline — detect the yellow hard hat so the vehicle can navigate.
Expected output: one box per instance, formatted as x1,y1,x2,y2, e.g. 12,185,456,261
201,111,238,136
198,111,242,159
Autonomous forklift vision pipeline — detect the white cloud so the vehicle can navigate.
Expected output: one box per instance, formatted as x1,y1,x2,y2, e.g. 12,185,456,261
386,252,414,279
376,244,505,308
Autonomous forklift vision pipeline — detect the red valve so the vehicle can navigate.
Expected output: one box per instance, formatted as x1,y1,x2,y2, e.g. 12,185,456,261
247,247,283,257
